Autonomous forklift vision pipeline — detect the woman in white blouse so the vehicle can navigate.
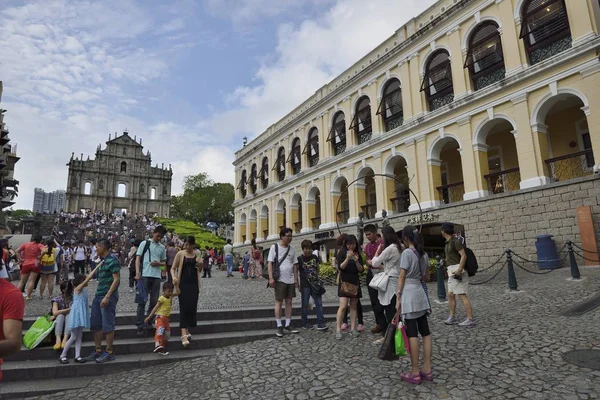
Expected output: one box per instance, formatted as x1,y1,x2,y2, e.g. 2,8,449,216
371,226,402,344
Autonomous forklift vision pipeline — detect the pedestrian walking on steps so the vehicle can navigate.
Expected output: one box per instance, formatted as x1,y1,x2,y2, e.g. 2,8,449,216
145,282,180,355
171,236,202,348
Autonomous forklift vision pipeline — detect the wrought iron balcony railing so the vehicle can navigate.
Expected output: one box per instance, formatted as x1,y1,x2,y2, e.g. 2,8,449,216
484,167,521,195
360,203,376,219
436,181,465,205
336,210,350,224
545,149,595,182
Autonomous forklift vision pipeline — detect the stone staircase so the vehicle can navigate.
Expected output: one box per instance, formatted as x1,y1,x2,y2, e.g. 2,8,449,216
0,303,360,399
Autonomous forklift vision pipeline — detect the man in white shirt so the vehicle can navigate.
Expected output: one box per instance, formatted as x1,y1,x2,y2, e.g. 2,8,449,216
73,241,87,275
268,227,299,338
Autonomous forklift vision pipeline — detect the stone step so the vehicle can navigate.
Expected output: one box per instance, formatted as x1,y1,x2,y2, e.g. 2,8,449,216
8,326,285,363
21,303,349,330
15,313,338,358
0,349,216,399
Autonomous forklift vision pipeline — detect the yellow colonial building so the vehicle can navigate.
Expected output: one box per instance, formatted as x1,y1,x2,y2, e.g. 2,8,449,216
232,0,600,263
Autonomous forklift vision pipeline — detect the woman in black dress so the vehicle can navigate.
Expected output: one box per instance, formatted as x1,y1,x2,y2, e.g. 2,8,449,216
335,234,364,340
171,236,201,348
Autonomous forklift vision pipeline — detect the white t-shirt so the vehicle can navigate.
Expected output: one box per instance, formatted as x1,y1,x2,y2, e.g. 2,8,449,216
74,246,87,261
267,244,297,285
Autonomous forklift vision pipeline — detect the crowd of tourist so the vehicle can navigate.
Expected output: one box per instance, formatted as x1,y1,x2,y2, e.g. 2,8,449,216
0,208,474,385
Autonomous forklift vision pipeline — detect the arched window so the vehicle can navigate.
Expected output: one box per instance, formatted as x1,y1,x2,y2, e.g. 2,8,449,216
273,147,286,182
327,112,346,156
303,128,319,167
350,96,372,145
260,157,269,189
465,21,505,90
237,170,247,198
249,163,258,194
150,187,156,200
520,0,571,65
117,183,127,198
377,79,403,131
84,182,92,195
122,147,127,156
287,138,301,175
421,50,454,111
120,161,127,173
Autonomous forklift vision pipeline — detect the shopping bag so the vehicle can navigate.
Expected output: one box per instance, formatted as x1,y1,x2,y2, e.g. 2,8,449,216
378,312,399,361
23,314,55,350
395,321,410,356
134,279,148,304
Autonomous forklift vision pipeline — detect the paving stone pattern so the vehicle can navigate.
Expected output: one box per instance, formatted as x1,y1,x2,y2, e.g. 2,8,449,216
24,265,600,400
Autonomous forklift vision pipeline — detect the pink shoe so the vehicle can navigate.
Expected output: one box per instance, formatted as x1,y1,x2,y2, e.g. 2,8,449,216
341,323,349,331
419,371,433,382
357,324,365,332
400,372,422,385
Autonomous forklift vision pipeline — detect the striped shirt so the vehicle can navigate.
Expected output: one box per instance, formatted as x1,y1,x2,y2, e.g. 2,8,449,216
96,254,120,297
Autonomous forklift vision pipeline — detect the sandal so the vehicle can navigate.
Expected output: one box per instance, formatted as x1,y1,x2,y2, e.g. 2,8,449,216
400,372,422,385
53,343,61,351
372,338,385,345
420,371,433,381
181,337,190,348
59,357,69,365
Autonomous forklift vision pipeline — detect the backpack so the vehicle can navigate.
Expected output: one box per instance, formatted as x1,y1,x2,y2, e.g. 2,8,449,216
140,240,152,263
41,249,56,266
464,247,479,277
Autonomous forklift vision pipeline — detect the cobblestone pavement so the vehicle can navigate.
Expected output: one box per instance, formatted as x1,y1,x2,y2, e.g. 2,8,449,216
21,267,343,317
25,265,600,400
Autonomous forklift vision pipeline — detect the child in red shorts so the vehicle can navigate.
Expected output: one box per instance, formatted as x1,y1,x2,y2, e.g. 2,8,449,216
145,282,179,355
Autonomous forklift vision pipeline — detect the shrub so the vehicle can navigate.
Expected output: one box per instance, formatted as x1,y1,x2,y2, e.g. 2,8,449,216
155,218,226,249
319,262,336,278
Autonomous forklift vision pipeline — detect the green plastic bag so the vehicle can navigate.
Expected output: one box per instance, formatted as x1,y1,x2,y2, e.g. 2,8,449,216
23,314,55,350
394,324,408,357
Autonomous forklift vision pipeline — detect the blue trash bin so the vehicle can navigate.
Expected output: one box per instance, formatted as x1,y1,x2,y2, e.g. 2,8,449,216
535,234,560,270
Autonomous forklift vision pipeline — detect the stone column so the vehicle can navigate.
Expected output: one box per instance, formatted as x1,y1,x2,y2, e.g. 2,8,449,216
511,94,551,189
447,28,468,99
581,80,600,161
408,137,437,210
244,213,251,244
289,204,300,233
565,0,596,47
497,0,525,76
320,111,330,160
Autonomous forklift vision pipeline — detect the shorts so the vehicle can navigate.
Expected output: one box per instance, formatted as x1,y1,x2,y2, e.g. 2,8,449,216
274,281,296,301
40,264,58,274
155,315,171,345
20,262,40,275
405,314,430,338
91,295,118,333
447,264,469,295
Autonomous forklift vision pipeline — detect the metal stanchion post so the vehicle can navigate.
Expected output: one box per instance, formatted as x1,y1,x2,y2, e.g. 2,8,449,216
506,249,518,291
566,241,581,280
436,256,447,302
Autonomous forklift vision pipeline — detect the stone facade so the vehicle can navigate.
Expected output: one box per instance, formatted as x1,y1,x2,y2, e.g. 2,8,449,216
65,131,172,217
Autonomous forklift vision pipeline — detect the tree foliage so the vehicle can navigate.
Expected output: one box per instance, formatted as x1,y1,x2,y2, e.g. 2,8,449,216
5,209,35,220
170,173,234,226
155,218,226,249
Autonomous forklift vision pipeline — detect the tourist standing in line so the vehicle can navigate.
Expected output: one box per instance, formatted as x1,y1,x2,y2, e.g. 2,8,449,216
441,223,475,327
335,234,364,340
0,275,24,381
135,226,167,335
268,227,299,337
15,234,44,300
248,239,262,279
370,226,402,344
85,239,121,363
171,236,202,348
363,224,385,334
396,225,433,384
165,241,178,283
223,239,234,279
72,240,87,275
297,239,327,331
39,239,61,300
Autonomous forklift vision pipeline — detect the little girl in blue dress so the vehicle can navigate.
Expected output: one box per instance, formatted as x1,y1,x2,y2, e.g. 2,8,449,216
59,263,101,364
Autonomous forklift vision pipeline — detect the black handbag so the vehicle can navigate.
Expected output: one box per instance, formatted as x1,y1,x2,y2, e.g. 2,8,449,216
308,275,326,296
378,311,400,361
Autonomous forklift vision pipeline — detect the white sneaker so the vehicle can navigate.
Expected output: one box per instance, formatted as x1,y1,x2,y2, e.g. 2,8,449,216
458,319,476,328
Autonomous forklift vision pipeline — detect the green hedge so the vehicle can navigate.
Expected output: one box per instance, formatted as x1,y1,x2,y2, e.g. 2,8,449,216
155,218,226,249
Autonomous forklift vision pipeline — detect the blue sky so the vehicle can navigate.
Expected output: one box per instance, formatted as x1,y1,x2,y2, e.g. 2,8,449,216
0,0,437,210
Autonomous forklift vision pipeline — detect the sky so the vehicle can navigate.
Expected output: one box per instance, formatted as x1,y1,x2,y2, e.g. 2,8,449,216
0,0,438,210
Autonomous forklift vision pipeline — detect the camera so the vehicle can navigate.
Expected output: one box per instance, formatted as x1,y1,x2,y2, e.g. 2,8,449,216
453,271,463,281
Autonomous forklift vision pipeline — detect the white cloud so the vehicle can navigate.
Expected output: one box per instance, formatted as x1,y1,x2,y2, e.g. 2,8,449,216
204,0,438,142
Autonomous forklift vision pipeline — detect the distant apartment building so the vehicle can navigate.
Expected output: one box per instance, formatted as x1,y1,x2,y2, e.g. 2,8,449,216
33,188,66,214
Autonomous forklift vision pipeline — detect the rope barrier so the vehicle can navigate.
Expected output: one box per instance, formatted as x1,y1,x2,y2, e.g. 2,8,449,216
510,251,541,264
512,259,554,275
476,253,506,274
470,261,507,285
570,242,600,256
572,250,600,263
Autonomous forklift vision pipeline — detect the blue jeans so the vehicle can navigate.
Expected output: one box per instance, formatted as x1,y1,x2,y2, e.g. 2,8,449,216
226,254,234,275
91,295,118,333
301,286,325,326
242,259,249,278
